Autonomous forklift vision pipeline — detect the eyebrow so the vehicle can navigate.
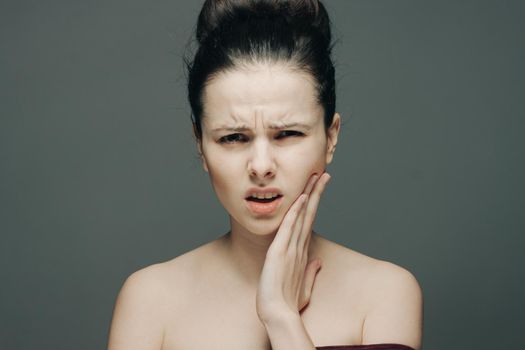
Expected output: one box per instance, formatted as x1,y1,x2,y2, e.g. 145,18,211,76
211,122,312,133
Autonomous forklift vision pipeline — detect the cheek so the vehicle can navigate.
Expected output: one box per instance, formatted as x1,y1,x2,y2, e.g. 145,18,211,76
285,138,327,173
279,140,327,200
205,152,242,199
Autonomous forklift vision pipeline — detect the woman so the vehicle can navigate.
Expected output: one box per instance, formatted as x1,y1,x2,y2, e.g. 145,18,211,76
107,1,423,349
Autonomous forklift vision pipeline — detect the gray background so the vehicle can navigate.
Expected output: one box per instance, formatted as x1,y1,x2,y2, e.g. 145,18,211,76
1,0,523,349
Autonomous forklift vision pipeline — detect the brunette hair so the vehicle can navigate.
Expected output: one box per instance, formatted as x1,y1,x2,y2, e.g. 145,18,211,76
185,0,336,140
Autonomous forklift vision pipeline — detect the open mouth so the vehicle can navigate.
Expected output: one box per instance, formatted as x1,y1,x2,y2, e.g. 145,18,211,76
245,194,284,215
245,195,283,203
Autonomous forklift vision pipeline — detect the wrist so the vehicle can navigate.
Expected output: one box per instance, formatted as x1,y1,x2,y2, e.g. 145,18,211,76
260,308,301,329
261,310,316,350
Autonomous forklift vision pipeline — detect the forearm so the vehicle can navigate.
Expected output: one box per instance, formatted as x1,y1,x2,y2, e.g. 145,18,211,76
262,311,316,350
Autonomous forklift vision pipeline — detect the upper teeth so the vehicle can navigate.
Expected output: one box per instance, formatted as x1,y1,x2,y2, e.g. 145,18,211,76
251,193,279,199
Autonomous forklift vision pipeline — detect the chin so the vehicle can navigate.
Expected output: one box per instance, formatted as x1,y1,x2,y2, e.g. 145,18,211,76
231,215,281,236
247,217,282,235
249,225,279,236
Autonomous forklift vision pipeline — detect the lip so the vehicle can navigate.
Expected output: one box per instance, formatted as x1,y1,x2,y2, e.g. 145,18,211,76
244,187,283,216
244,195,283,216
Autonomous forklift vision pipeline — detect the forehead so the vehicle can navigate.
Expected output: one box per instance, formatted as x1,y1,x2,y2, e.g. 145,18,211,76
201,63,323,128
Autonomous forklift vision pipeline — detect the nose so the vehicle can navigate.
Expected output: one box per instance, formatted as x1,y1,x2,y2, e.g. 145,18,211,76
247,138,276,180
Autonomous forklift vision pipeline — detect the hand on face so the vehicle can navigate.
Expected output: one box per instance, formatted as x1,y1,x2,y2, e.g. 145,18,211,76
255,172,331,323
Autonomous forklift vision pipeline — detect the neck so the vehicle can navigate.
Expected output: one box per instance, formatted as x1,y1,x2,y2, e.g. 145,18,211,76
222,217,319,287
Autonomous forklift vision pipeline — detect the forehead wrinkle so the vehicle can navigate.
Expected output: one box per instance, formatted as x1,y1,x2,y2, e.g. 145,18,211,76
211,120,313,133
235,107,296,129
210,107,285,131
204,109,247,131
202,65,323,133
209,105,320,133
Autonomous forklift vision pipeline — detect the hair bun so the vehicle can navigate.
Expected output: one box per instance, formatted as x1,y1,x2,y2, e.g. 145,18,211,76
187,0,336,139
196,0,331,46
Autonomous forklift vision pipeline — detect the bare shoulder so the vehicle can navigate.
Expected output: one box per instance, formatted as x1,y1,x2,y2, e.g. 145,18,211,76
107,241,219,350
314,235,423,349
117,249,199,300
137,240,222,300
362,259,423,349
107,263,170,350
365,258,422,302
315,235,422,298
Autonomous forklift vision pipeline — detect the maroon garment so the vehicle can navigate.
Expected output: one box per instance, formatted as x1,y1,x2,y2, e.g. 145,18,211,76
316,344,414,350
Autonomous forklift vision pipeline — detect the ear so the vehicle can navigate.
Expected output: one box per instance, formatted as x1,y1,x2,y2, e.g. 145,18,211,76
325,113,341,165
193,123,209,173
196,141,209,173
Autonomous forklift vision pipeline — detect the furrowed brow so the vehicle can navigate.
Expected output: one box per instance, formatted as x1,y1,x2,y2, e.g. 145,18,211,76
211,125,250,133
268,122,312,130
211,122,312,133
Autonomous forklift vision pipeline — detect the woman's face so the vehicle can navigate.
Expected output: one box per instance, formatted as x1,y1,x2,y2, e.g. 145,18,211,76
198,63,340,236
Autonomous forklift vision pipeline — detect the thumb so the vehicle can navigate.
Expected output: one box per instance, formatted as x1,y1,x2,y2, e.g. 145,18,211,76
298,258,322,311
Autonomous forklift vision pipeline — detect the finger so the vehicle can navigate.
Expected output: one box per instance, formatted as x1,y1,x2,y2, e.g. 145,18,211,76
303,227,314,254
303,173,319,195
290,174,321,246
289,192,309,248
298,173,331,250
298,258,322,312
270,194,308,252
304,173,331,227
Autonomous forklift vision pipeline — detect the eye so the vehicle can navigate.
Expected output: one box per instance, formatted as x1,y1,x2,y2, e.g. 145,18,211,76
275,130,304,139
218,133,249,144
